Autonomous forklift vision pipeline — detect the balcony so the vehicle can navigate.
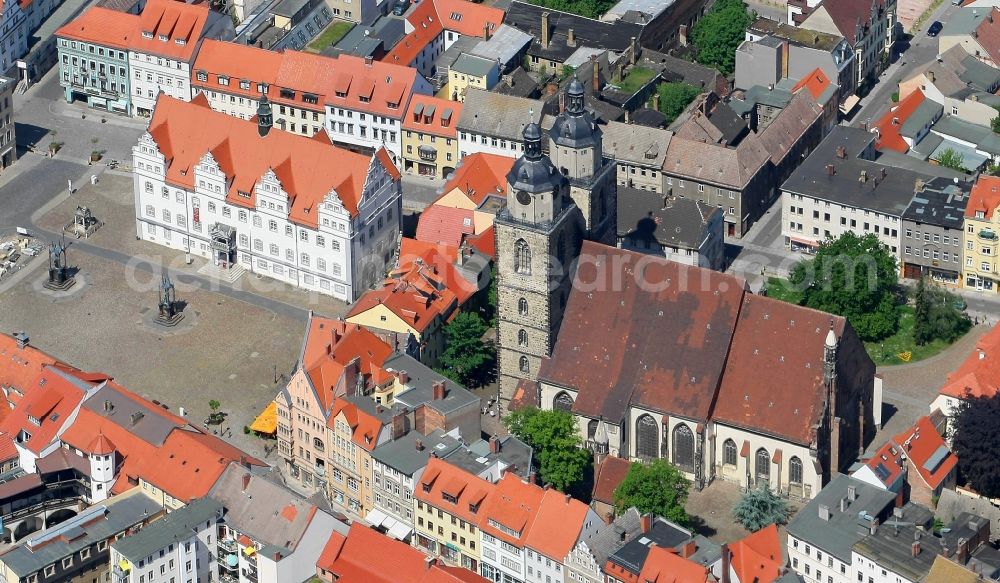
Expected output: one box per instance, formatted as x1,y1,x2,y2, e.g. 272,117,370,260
417,146,437,162
218,538,237,553
979,229,999,242
314,463,326,478
111,565,129,583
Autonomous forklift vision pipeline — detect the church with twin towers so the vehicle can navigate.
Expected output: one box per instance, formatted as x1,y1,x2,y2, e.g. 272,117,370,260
494,77,618,405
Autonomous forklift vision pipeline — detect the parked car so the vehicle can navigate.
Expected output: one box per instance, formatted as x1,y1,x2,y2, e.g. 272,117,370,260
928,21,943,36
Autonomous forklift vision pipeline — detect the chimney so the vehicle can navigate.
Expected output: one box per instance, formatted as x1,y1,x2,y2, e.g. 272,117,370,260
12,331,28,349
103,400,114,413
489,435,500,454
640,513,652,534
979,349,986,360
398,370,410,386
911,541,921,557
927,70,935,83
652,91,660,111
682,540,697,558
825,164,836,176
958,537,969,564
679,24,688,47
483,21,491,40
541,12,551,49
530,471,538,484
432,380,446,400
424,556,437,570
781,40,790,78
720,543,731,583
130,411,144,426
630,36,637,65
567,28,576,47
415,439,424,451
881,167,887,179
848,485,857,501
364,55,373,67
392,410,406,439
836,145,847,159
625,109,631,124
604,512,614,525
859,169,868,183
592,54,600,93
821,504,832,519
915,178,925,192
242,473,251,492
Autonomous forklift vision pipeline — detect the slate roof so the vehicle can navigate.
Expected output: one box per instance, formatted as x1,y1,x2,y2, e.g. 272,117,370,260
786,474,896,563
494,67,541,99
781,125,931,216
112,497,222,561
538,242,746,423
852,503,938,582
901,178,970,229
607,517,693,574
457,89,545,140
808,0,888,44
905,45,1000,98
384,353,479,416
617,188,720,251
369,428,463,475
504,1,642,62
579,508,643,567
640,49,725,92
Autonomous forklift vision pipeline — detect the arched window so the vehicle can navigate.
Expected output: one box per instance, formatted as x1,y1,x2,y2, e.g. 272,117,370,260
756,448,771,480
672,424,694,472
553,391,573,412
723,439,737,466
514,239,531,275
518,329,528,347
635,415,658,459
519,356,529,374
789,456,803,484
587,419,599,440
518,298,529,316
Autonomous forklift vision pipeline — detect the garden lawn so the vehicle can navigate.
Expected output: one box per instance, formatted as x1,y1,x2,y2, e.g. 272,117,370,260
617,66,656,95
307,21,353,52
765,277,803,305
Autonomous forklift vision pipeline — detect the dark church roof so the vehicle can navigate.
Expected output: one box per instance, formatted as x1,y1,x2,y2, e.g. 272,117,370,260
507,122,567,194
505,1,643,62
550,77,601,149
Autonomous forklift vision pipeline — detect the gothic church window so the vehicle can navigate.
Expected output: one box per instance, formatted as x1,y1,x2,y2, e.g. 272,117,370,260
756,448,771,480
553,392,573,412
789,456,803,484
723,439,737,466
636,415,658,459
514,239,531,275
519,356,529,374
518,298,528,316
518,329,528,347
672,424,694,472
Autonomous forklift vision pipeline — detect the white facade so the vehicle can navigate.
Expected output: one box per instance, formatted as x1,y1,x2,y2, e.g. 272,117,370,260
458,129,526,159
129,50,194,116
782,190,902,255
370,457,417,529
110,517,216,583
0,0,28,73
524,509,600,583
195,83,260,120
787,533,852,583
131,131,402,301
325,106,405,164
480,530,526,583
89,449,115,502
712,423,820,499
252,512,343,583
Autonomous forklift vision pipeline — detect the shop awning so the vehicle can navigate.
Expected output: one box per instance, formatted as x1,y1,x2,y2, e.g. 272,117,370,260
388,522,412,541
840,94,860,114
366,508,389,527
249,402,277,434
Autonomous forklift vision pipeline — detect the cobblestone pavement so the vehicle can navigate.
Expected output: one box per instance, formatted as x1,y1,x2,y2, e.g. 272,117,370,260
866,324,987,455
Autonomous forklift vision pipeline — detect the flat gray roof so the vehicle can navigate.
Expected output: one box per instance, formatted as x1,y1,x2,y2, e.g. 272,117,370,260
452,53,496,78
386,354,479,415
112,498,223,562
370,429,463,475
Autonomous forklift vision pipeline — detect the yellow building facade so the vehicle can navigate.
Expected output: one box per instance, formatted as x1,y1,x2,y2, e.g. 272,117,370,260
963,177,1000,292
402,96,462,178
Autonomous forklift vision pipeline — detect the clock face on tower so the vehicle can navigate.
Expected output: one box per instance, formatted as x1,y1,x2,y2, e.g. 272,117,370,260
516,191,531,205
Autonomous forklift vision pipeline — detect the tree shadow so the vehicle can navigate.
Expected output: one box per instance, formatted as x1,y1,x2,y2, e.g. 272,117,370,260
687,514,717,538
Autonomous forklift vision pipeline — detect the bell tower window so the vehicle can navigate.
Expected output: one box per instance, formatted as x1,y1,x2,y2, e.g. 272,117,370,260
514,239,531,275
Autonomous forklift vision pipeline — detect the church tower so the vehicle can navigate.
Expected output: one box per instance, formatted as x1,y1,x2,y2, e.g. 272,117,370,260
548,77,617,244
494,120,583,406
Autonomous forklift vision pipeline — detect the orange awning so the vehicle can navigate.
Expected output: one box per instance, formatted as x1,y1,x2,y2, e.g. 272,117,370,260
249,402,277,434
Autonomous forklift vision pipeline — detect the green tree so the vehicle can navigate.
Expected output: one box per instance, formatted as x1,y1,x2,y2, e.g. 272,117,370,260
912,281,971,345
732,484,790,532
991,106,1000,134
691,0,753,75
789,232,899,341
487,264,498,328
504,407,591,492
524,0,614,18
613,460,690,526
656,83,702,124
952,392,1000,498
560,65,577,82
938,148,967,172
436,312,494,387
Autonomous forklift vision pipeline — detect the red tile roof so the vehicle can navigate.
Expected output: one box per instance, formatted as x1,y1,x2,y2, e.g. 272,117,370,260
327,397,387,451
729,524,785,583
56,6,137,49
713,294,850,445
861,438,906,489
892,415,957,490
637,545,712,583
0,334,60,413
317,523,492,583
146,95,394,226
87,433,116,455
539,242,746,423
193,42,419,119
872,90,925,153
975,8,1000,66
0,366,94,455
384,0,502,67
130,0,211,61
792,67,832,101
440,153,513,207
415,457,494,525
347,259,461,335
478,472,544,546
399,237,460,265
58,381,263,502
416,206,476,247
301,315,394,415
592,455,631,505
403,95,462,138
523,488,592,560
966,176,1000,220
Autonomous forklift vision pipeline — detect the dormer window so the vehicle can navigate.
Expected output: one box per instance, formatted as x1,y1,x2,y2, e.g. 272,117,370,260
422,483,432,493
240,80,250,90
196,71,207,82
175,38,186,45
257,83,269,94
303,93,318,105
158,34,169,41
388,101,398,109
142,31,153,39
469,502,480,513
238,191,251,198
359,95,370,103
218,76,230,86
336,91,347,98
27,415,40,427
280,88,295,99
